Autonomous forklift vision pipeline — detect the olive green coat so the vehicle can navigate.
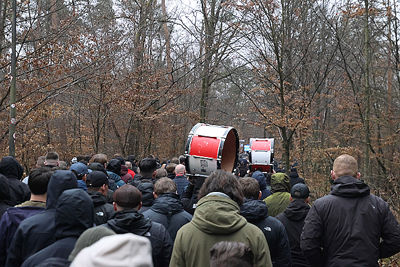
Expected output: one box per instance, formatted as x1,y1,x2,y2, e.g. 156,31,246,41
170,195,272,267
264,173,291,217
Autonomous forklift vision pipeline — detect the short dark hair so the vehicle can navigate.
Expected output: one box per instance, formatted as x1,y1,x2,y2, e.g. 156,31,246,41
210,241,254,267
28,167,53,195
113,185,141,209
166,163,177,174
239,178,260,200
170,157,179,164
139,158,157,177
198,170,244,206
154,178,176,195
45,151,59,161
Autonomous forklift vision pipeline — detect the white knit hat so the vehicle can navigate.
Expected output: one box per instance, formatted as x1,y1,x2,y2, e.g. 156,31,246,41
70,233,153,267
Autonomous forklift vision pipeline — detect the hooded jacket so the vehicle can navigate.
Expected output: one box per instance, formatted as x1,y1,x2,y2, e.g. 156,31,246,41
289,170,305,188
240,199,291,267
264,173,291,217
0,156,30,206
88,190,115,225
0,174,11,217
21,189,94,267
6,170,77,267
276,199,311,267
105,209,172,267
252,171,272,199
143,193,192,241
170,195,272,267
300,176,400,267
136,180,154,211
0,206,45,266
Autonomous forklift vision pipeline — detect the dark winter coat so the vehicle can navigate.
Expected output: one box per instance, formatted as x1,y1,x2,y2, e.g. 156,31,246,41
88,190,115,225
300,176,400,267
240,199,291,267
289,171,305,188
252,171,272,199
5,170,77,267
276,199,311,267
120,165,133,184
21,189,93,267
135,179,154,212
143,193,192,241
0,156,30,206
181,176,206,215
173,175,189,198
0,174,11,217
106,171,125,190
105,209,173,267
0,206,45,266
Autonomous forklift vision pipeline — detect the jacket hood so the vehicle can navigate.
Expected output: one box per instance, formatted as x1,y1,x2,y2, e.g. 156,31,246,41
107,171,122,183
283,199,310,221
88,191,107,207
137,182,154,207
240,199,268,223
55,188,94,239
107,159,121,176
251,171,267,190
47,170,78,209
0,156,24,180
107,209,151,235
0,174,10,201
271,173,290,193
150,193,184,215
330,175,370,198
192,195,247,234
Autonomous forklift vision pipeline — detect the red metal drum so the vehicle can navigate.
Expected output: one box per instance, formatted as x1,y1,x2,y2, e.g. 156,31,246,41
249,138,274,173
184,123,239,176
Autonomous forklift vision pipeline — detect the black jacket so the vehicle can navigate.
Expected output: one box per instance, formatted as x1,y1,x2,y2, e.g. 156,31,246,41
105,209,172,267
240,199,291,267
134,178,154,211
276,199,311,267
0,174,11,217
88,190,115,225
6,170,77,267
289,171,305,188
143,193,192,241
300,176,400,267
21,188,93,267
0,157,30,206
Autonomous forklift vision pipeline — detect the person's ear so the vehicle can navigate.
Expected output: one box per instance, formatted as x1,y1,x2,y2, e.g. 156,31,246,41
290,196,293,201
152,170,157,178
331,170,336,180
137,201,142,211
305,197,310,203
356,172,361,179
113,202,118,211
258,191,262,200
153,192,158,199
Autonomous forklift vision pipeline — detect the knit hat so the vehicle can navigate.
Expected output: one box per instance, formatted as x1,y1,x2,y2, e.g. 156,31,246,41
290,183,310,199
68,226,115,261
70,233,153,267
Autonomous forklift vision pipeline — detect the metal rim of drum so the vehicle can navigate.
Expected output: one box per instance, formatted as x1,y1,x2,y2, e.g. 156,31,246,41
184,123,239,176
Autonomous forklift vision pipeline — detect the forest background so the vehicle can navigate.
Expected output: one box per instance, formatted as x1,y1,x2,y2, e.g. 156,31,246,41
0,0,399,263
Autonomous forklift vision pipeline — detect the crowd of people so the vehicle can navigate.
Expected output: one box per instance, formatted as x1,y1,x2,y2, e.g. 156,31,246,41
0,151,399,267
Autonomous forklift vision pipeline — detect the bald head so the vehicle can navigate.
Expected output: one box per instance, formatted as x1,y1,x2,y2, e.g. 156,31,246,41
332,154,359,179
175,164,186,176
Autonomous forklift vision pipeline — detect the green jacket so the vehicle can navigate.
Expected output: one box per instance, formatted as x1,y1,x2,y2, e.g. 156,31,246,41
170,195,272,267
264,173,291,217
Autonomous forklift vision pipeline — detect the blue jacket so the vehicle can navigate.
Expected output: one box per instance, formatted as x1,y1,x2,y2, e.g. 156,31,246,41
106,171,125,190
0,206,44,266
21,189,93,267
252,171,271,199
5,171,77,267
173,176,189,198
